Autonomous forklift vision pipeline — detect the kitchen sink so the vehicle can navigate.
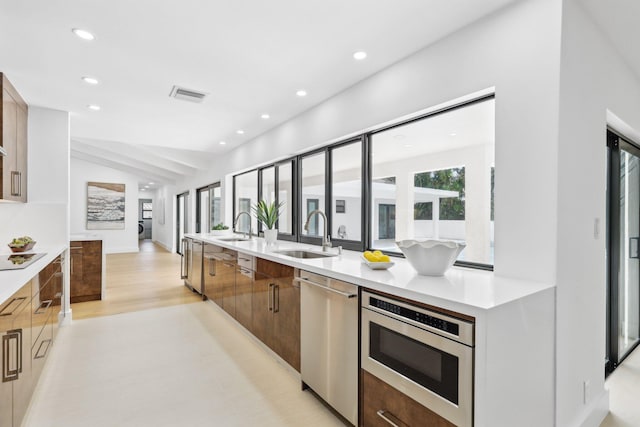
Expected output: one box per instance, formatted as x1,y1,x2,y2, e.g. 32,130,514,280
274,250,336,259
218,237,251,242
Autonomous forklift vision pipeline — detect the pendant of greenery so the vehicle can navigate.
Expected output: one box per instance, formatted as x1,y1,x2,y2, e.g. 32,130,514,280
252,200,285,230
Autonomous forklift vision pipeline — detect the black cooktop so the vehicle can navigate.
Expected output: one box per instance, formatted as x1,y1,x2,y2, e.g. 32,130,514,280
0,253,46,271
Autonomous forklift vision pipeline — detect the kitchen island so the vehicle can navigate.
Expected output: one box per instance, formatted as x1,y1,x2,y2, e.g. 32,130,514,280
185,232,556,427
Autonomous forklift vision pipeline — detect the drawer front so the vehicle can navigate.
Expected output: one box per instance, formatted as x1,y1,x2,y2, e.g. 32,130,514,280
0,281,31,333
31,315,53,381
31,291,53,347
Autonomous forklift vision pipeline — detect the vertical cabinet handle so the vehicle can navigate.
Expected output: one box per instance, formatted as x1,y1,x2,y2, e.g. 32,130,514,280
274,284,280,313
268,283,274,311
208,258,216,276
10,171,21,197
180,239,187,279
2,328,22,382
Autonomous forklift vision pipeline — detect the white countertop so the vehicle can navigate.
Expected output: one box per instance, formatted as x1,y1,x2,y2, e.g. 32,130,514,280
186,233,554,315
0,245,67,305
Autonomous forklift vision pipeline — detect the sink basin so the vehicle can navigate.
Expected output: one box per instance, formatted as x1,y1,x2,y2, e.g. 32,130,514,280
218,237,251,242
274,250,336,259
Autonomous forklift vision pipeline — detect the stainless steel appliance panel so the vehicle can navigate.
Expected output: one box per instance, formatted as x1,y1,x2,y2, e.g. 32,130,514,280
299,271,358,425
361,291,474,427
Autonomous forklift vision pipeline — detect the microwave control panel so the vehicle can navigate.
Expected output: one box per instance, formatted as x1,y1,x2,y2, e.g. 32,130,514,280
369,296,460,336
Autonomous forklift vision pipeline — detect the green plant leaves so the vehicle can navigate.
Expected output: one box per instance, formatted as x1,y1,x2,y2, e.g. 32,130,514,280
252,200,285,230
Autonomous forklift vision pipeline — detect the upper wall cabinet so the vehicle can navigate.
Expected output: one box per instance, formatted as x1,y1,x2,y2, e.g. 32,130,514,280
0,73,28,203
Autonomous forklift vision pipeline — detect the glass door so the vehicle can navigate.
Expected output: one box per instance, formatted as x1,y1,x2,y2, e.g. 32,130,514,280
607,130,640,373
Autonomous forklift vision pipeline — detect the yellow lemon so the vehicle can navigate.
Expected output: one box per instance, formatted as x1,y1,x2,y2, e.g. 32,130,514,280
379,255,391,262
373,250,383,256
363,252,377,262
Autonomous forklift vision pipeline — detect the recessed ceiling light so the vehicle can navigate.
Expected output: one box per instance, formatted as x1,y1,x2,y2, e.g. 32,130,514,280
261,114,270,119
144,185,149,188
450,132,457,136
148,182,154,185
140,188,146,191
296,90,307,97
72,28,95,41
353,51,367,60
404,144,413,148
236,130,244,135
87,104,101,111
219,141,226,145
82,76,99,85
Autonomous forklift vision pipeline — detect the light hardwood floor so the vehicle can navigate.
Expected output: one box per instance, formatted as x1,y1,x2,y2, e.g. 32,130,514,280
70,240,202,320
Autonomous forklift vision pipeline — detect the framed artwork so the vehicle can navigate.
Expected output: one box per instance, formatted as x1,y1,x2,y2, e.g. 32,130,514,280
87,182,126,230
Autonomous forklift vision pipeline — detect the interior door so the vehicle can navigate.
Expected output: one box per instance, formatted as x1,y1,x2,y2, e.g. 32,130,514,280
607,130,640,373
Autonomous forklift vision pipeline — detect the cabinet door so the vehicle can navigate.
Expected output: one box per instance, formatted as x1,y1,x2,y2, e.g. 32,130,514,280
191,241,203,294
15,103,27,202
361,370,456,427
235,267,253,330
82,240,102,300
273,269,300,372
69,245,84,301
251,271,276,349
2,86,18,201
221,261,236,317
203,255,217,302
11,299,32,427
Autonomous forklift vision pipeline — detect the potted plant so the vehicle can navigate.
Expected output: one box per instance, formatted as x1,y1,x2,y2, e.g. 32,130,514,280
210,222,231,236
253,200,284,244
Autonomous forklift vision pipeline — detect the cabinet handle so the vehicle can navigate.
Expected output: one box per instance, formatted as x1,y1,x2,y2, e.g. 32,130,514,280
274,284,280,313
0,297,27,317
34,339,52,360
208,258,216,276
294,277,357,298
180,239,187,279
2,328,22,382
35,300,52,315
268,283,274,311
10,171,21,197
376,410,406,427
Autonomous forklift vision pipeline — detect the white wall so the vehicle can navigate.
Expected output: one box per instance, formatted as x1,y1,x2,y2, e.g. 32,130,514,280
554,2,640,426
70,158,141,253
0,106,69,246
174,0,565,424
151,184,177,251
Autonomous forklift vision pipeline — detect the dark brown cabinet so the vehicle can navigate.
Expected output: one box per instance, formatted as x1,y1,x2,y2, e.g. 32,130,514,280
253,258,300,371
0,256,61,427
361,370,456,427
1,73,28,202
203,244,236,314
70,240,102,303
234,265,253,330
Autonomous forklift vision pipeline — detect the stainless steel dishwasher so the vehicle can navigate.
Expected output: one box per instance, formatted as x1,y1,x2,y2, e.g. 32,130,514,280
296,269,359,426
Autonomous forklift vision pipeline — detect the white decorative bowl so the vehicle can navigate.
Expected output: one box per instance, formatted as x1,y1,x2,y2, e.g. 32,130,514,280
396,239,465,276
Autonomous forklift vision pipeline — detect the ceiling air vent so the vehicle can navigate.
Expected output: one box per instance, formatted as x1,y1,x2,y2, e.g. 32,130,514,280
169,85,207,103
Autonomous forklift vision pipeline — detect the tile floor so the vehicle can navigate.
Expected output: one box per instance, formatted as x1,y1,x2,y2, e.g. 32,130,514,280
601,346,640,427
24,302,347,427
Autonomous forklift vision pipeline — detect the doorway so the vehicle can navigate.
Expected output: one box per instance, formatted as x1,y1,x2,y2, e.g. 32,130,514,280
138,198,152,240
378,204,396,239
607,130,640,373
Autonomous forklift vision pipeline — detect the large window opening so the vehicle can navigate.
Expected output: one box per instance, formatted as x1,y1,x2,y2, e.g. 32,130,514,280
234,170,258,235
370,97,495,266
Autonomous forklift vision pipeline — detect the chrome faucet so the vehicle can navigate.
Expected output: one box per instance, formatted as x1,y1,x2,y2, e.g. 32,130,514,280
304,209,332,252
233,211,252,240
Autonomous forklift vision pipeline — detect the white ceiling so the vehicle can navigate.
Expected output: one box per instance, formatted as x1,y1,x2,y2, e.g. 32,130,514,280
0,0,517,187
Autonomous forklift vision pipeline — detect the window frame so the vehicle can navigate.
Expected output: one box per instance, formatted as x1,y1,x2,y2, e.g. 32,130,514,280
195,182,220,233
229,94,494,270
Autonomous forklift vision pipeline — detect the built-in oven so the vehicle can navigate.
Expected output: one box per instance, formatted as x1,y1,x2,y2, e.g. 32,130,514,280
361,291,474,427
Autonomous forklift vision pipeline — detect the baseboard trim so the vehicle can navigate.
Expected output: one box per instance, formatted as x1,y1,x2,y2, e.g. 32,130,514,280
572,389,609,427
153,240,172,252
106,246,140,254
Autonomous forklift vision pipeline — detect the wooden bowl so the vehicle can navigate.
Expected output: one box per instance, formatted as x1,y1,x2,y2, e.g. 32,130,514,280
8,242,36,253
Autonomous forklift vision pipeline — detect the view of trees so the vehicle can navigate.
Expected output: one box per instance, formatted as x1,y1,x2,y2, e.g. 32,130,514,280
414,167,465,220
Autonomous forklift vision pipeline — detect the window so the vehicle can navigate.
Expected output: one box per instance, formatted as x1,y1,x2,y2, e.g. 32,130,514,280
300,152,326,240
196,182,221,233
234,170,258,235
277,160,294,236
331,140,362,243
370,97,495,266
142,202,152,219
